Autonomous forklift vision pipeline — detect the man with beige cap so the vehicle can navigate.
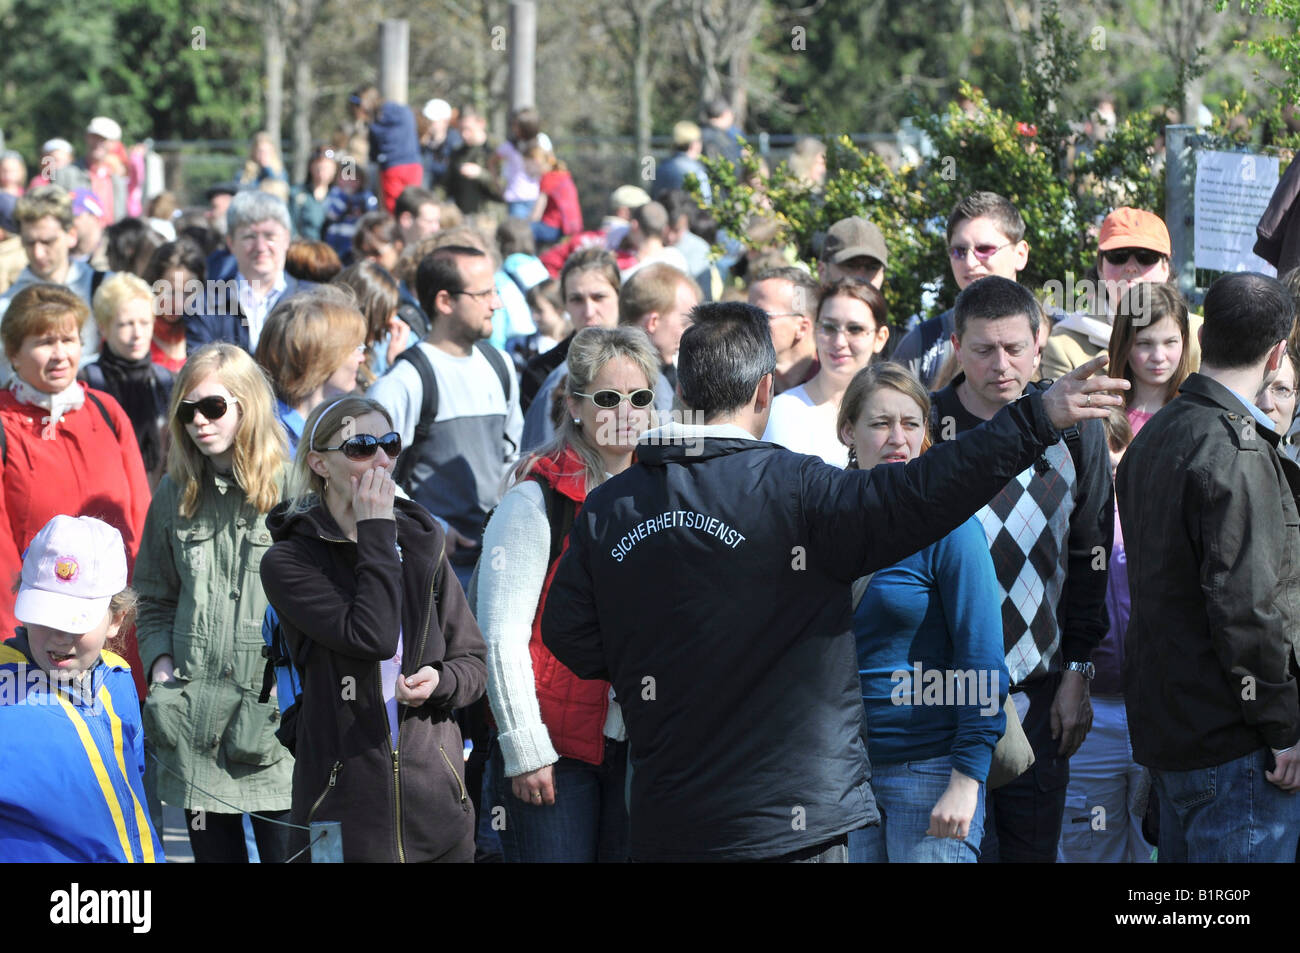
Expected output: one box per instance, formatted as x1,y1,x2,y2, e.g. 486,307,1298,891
820,215,888,289
655,121,712,204
1042,206,1201,379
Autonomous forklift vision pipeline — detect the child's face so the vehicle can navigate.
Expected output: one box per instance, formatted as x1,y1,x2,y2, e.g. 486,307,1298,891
25,608,121,678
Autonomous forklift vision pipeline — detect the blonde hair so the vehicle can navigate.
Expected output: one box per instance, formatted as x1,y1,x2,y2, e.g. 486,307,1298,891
837,361,933,469
508,326,660,494
285,396,393,514
167,343,287,517
91,272,153,333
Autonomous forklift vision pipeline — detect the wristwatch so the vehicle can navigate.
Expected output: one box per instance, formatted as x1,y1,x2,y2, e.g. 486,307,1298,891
1064,661,1095,680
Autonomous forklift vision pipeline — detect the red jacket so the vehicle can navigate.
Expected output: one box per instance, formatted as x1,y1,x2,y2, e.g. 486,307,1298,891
539,169,583,236
0,385,151,695
527,449,611,765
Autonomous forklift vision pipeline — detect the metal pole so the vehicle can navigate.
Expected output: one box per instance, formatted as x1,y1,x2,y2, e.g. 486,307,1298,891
1165,124,1196,300
508,1,536,116
379,20,410,105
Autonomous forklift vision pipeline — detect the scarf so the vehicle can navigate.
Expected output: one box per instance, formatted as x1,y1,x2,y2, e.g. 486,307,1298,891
11,376,86,440
92,347,167,472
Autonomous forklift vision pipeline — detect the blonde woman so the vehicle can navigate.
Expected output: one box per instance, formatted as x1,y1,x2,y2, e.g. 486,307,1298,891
239,131,288,189
136,343,292,863
261,396,487,862
478,325,660,862
80,272,174,486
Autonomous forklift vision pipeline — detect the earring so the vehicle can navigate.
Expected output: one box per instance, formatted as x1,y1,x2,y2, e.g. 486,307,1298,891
572,418,582,427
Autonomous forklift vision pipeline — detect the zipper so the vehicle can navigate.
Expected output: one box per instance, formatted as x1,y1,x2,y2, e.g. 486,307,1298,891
378,662,405,863
306,760,343,825
439,744,470,810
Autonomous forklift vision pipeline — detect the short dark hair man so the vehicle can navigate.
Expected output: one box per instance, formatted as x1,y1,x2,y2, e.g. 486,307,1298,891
541,299,1124,862
821,216,887,289
748,265,819,394
394,186,441,248
1119,272,1300,862
931,275,1114,863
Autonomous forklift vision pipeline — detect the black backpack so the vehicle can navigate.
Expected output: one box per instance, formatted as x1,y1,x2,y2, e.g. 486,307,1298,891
390,340,515,491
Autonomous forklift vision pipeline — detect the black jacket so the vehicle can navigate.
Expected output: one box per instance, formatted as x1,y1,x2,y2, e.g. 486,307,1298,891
1118,373,1300,770
261,498,487,862
542,391,1063,862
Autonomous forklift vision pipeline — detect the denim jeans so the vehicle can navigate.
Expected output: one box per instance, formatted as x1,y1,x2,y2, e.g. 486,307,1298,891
507,200,535,219
488,737,629,862
1057,695,1154,863
848,754,984,863
1153,747,1300,863
531,221,562,245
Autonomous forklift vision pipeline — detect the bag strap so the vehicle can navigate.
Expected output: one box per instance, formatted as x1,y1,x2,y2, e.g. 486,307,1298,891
84,390,120,437
90,269,108,300
392,345,439,489
527,474,576,569
474,339,513,404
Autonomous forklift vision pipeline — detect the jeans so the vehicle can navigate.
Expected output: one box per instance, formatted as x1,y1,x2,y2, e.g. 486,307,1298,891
531,221,562,245
1057,695,1154,863
184,810,291,863
848,754,984,863
507,200,535,219
980,673,1069,863
1153,747,1300,863
488,737,629,862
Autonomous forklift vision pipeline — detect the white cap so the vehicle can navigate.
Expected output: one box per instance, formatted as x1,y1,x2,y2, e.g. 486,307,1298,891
422,98,452,122
534,133,553,153
86,116,122,141
42,138,74,155
15,516,128,634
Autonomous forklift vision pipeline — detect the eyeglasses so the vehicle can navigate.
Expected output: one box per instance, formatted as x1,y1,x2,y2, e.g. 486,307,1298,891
450,287,498,301
816,320,878,339
573,389,656,409
949,242,1013,262
1101,248,1165,267
1266,383,1297,402
177,395,238,424
316,431,403,460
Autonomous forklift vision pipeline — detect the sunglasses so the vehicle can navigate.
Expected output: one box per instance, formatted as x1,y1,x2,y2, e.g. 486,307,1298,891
1101,248,1164,267
949,242,1012,261
573,389,656,409
177,395,238,424
317,431,402,460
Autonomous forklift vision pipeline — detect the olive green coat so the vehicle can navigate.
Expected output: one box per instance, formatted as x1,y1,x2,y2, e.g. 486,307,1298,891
135,468,293,813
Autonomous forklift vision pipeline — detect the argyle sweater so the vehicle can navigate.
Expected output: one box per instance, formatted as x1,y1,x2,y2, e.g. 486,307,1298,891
930,374,1113,685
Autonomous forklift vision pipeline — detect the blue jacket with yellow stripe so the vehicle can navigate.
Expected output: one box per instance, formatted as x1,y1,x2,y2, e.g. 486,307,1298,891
0,632,163,862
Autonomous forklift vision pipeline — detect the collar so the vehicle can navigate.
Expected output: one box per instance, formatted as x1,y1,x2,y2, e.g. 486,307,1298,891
237,271,288,301
1051,310,1112,348
639,421,757,445
1222,383,1277,433
1180,372,1281,438
277,399,305,441
10,377,86,438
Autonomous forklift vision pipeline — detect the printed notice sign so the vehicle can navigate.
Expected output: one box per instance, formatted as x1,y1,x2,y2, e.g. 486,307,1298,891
1194,150,1279,275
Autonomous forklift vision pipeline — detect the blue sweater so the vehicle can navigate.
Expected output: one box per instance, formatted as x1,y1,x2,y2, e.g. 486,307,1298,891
855,515,1008,783
0,634,163,862
368,102,421,169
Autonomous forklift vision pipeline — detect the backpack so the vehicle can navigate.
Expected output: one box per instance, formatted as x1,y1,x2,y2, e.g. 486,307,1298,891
0,389,118,465
78,360,173,402
258,605,304,755
390,340,515,491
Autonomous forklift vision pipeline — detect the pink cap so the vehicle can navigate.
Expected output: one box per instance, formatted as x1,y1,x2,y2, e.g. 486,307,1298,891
15,516,127,634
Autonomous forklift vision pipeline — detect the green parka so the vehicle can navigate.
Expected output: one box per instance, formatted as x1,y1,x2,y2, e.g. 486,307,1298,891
135,467,292,813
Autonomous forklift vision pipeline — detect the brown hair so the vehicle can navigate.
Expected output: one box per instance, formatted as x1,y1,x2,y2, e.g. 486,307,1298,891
285,240,343,283
1,284,85,360
559,246,621,301
1107,282,1191,409
352,213,399,260
618,263,698,325
333,261,400,347
837,362,933,469
255,287,367,406
15,185,74,231
816,277,889,329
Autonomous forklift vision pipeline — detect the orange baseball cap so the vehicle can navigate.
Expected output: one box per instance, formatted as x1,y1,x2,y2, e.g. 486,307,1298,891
1098,207,1171,256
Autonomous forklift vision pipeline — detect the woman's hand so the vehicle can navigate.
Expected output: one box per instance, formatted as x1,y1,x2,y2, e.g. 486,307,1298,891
511,764,556,806
150,655,175,685
352,466,396,522
395,665,439,706
926,769,980,840
385,317,411,366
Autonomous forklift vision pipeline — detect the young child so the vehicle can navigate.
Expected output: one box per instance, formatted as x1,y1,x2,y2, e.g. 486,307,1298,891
0,514,163,862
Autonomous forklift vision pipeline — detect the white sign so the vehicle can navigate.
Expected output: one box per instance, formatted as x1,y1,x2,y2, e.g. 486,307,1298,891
1194,150,1279,275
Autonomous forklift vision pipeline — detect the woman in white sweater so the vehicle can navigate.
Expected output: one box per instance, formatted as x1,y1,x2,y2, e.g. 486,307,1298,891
476,325,660,862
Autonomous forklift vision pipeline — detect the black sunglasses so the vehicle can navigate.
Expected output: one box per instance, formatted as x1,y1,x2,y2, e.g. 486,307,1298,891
317,431,402,460
573,389,656,409
177,395,237,424
1101,248,1164,267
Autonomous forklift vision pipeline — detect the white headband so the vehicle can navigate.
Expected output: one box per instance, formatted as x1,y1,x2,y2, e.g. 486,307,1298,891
309,398,352,452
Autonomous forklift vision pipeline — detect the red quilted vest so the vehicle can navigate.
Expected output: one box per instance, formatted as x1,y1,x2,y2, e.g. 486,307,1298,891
527,449,611,765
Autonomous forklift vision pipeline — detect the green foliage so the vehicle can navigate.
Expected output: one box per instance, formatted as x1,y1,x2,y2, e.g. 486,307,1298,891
1219,0,1300,107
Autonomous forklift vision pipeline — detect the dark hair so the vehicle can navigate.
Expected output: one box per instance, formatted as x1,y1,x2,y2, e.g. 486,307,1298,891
352,212,398,259
559,246,621,300
1199,272,1296,370
946,191,1026,244
143,237,206,286
633,201,669,241
285,240,343,283
510,107,540,142
526,278,563,315
414,245,486,317
1108,282,1190,408
333,260,400,346
703,97,731,121
953,275,1040,341
816,277,889,328
496,218,535,258
658,189,698,226
677,301,777,419
395,186,437,221
350,84,382,118
105,218,164,276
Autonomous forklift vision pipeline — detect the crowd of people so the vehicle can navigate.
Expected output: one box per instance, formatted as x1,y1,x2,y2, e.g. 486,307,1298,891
2,87,1300,867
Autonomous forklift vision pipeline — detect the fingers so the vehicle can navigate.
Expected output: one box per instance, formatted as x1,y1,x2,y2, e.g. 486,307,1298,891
1069,353,1111,379
538,775,556,805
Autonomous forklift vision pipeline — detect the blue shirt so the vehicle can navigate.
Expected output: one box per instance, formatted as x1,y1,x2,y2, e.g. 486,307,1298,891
855,515,1009,783
276,399,305,454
